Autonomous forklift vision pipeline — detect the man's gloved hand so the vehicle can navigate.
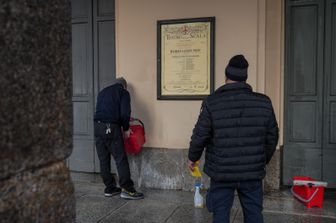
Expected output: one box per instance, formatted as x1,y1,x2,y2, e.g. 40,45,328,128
188,160,197,172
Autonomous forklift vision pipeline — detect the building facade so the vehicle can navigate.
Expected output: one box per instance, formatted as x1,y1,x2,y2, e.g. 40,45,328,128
69,0,336,190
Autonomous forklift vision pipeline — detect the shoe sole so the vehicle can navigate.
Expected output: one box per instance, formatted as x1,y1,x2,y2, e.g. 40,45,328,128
120,193,144,200
104,192,121,197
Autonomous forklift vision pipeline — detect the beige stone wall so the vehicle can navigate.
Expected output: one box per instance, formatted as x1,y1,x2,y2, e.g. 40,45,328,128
116,0,283,148
265,0,284,146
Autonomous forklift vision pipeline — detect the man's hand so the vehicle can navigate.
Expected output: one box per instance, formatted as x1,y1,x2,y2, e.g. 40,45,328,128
124,129,133,138
188,160,197,172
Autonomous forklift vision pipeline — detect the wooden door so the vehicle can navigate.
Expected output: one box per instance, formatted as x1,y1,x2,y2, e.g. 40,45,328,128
322,0,336,187
69,0,116,173
284,0,336,188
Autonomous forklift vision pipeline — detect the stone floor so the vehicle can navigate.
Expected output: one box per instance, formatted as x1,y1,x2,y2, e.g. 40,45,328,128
74,181,336,223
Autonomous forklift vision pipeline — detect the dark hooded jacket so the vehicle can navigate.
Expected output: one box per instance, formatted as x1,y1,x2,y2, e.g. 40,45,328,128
94,83,131,131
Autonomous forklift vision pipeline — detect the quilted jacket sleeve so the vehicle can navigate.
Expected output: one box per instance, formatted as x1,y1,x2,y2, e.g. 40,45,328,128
188,101,212,162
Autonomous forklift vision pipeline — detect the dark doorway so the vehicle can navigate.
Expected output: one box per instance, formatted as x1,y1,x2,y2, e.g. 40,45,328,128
283,0,336,188
69,0,116,172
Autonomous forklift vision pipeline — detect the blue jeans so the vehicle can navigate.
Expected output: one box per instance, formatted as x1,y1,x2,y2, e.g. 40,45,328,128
206,180,264,223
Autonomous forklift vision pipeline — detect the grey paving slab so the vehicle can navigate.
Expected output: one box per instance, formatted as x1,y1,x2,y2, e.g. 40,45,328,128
71,172,103,183
74,181,105,195
165,204,239,223
319,198,336,217
142,188,242,209
140,188,196,205
74,181,336,223
233,211,336,223
75,192,86,199
99,198,178,223
76,195,127,223
263,195,336,218
165,205,212,223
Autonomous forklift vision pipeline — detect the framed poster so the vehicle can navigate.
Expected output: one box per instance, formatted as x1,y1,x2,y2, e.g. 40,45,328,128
157,17,215,100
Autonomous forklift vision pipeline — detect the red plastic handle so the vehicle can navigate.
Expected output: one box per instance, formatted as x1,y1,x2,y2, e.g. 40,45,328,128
291,187,319,203
130,118,145,133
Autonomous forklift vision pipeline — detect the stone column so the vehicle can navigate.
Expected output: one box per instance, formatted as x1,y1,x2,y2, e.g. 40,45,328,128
0,0,74,222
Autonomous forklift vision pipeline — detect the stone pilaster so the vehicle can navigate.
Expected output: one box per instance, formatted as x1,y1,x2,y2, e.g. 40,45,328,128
0,0,74,221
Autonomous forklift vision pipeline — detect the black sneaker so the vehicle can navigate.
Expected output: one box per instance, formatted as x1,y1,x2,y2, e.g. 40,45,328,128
120,188,144,200
104,187,121,197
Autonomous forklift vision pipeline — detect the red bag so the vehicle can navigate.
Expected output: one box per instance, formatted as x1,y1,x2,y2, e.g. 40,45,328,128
124,118,145,154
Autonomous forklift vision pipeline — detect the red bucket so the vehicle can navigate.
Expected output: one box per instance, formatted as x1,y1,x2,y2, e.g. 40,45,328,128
124,118,145,154
291,176,328,208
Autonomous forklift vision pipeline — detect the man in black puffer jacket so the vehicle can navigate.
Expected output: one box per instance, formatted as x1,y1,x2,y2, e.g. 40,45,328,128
188,55,279,223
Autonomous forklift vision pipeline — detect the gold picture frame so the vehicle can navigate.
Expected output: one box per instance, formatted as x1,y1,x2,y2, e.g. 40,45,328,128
157,17,215,100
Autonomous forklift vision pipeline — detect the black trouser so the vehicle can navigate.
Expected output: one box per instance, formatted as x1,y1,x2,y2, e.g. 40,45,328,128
94,122,134,190
207,180,264,223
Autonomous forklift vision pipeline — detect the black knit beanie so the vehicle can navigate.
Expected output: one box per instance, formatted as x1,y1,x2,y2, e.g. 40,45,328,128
225,55,249,82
